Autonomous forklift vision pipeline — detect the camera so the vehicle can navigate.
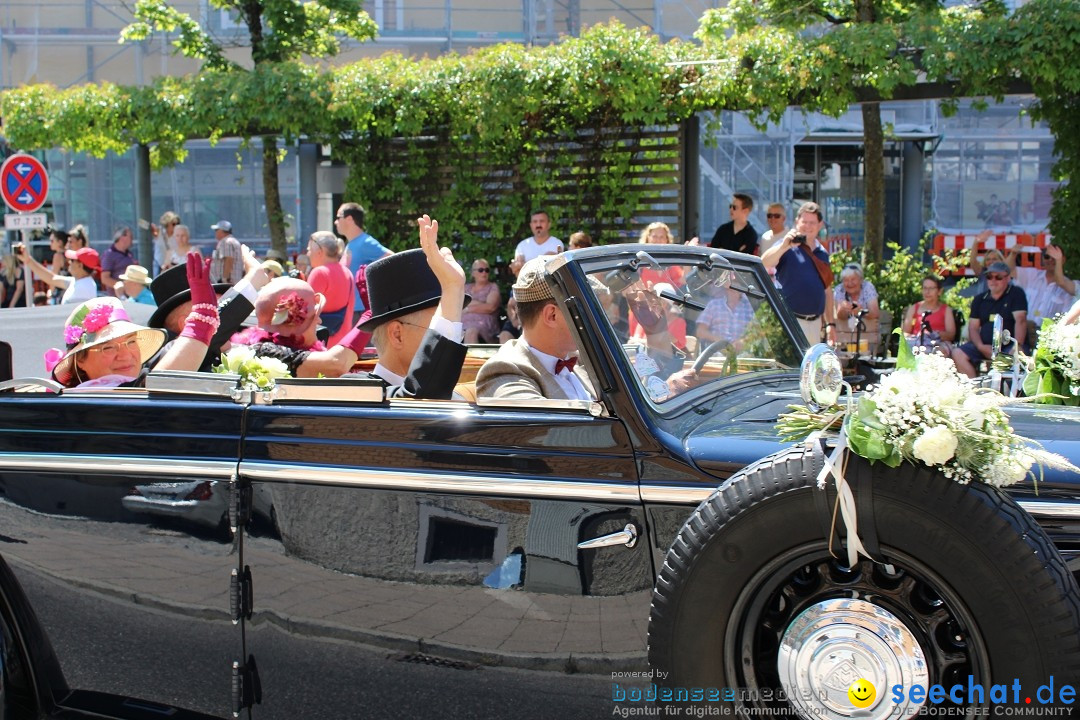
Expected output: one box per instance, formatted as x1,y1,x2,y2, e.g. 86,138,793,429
792,234,807,245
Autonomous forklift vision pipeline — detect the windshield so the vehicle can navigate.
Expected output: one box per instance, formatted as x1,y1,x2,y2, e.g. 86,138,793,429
584,256,801,405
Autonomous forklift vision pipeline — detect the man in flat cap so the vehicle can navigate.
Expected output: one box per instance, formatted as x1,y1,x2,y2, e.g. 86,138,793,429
476,256,595,401
477,255,702,402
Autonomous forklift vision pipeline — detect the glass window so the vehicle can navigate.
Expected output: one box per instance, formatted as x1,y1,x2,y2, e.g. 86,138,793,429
584,258,801,406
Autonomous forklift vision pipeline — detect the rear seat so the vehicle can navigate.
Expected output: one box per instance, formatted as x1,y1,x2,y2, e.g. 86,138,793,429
454,382,478,403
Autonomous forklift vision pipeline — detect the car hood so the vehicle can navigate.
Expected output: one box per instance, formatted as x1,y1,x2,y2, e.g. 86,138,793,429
681,378,800,481
681,385,1080,492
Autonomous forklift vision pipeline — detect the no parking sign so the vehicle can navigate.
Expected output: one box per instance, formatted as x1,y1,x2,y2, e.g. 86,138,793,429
1,154,49,213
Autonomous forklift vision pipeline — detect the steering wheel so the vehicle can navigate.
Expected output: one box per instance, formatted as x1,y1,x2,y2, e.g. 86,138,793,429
692,340,733,373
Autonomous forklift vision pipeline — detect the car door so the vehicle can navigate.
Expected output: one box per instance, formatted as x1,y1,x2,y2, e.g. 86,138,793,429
0,384,245,719
237,392,650,719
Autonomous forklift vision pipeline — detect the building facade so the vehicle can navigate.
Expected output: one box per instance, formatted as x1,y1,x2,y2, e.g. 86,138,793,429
0,0,1060,260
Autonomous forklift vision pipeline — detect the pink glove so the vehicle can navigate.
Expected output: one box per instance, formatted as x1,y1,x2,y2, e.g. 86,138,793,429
181,251,220,345
355,265,370,310
186,251,216,307
340,310,372,356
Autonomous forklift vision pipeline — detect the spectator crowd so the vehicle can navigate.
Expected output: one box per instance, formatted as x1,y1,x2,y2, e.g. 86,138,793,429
3,197,1080,392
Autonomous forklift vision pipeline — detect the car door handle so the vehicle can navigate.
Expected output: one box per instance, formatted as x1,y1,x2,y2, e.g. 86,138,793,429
577,523,638,550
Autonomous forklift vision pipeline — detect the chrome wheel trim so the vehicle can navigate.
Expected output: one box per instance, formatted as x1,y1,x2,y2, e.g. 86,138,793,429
777,598,929,720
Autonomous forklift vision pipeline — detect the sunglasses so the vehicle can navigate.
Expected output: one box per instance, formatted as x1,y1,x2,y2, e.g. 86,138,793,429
473,267,489,273
729,204,742,210
766,213,784,219
986,273,1009,281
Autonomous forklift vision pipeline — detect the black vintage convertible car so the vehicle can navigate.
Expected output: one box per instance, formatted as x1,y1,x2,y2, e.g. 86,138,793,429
0,244,1078,719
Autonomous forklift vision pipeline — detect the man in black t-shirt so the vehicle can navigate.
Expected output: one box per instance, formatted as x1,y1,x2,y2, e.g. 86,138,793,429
709,193,759,255
952,262,1028,378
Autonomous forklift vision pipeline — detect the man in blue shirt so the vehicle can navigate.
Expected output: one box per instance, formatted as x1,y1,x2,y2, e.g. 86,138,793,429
337,202,393,319
760,202,837,346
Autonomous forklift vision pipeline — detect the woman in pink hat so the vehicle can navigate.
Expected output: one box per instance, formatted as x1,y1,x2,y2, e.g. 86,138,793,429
45,252,220,389
228,276,366,377
16,244,100,304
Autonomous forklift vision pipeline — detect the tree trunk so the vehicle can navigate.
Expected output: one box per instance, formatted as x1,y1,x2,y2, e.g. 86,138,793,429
262,136,287,256
861,101,885,267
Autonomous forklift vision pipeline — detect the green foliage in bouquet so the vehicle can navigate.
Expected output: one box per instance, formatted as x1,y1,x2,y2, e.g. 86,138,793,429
1022,319,1080,406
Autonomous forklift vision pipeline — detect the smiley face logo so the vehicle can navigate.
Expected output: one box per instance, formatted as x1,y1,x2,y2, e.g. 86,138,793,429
848,678,876,708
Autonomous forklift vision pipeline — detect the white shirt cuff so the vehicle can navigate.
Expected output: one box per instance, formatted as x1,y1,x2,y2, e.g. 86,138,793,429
224,275,260,306
429,315,464,343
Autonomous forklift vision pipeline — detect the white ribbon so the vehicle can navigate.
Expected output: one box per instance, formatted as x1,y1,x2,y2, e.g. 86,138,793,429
816,425,870,569
810,385,870,569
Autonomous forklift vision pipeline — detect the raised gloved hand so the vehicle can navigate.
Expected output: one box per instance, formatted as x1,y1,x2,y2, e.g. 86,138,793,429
181,251,220,345
187,251,216,307
625,285,668,335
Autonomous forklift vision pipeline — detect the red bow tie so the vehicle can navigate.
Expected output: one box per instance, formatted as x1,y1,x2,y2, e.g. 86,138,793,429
554,357,577,375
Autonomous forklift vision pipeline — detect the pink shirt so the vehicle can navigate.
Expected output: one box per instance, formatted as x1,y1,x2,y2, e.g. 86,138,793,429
307,263,356,347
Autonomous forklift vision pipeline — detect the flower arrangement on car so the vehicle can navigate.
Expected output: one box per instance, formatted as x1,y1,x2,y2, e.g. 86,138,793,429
212,345,290,391
779,333,1079,568
1021,318,1080,406
779,331,1077,488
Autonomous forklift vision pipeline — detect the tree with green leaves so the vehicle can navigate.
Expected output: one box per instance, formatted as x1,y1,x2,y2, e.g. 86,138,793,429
695,0,1010,267
121,0,376,253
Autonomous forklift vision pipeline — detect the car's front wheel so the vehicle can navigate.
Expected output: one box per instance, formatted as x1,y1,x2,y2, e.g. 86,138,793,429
648,444,1080,719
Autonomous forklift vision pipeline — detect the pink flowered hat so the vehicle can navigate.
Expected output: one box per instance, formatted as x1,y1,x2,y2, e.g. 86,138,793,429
48,297,166,386
254,277,325,339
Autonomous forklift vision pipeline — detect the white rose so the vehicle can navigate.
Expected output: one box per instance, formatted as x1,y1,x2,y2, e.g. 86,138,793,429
912,425,958,466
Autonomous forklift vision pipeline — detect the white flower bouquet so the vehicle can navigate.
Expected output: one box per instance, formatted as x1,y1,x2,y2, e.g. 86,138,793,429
1022,318,1080,406
213,346,291,391
779,332,1077,488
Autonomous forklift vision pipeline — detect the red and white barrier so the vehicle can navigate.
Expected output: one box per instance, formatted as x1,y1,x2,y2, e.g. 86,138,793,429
931,233,1052,276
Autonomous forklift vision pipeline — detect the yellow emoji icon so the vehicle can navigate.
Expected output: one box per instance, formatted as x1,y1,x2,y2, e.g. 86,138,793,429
848,678,876,709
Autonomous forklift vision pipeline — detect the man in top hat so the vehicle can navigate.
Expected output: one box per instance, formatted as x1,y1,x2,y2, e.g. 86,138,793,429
476,255,596,401
115,265,156,305
227,215,465,399
148,246,271,371
339,215,467,399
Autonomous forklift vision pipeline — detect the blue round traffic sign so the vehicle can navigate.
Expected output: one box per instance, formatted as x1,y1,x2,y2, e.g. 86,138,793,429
1,154,49,213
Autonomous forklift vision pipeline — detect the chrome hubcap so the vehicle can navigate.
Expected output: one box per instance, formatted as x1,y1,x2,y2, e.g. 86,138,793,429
777,598,929,720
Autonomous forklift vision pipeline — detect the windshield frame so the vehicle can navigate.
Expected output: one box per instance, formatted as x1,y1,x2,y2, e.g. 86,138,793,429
557,245,807,417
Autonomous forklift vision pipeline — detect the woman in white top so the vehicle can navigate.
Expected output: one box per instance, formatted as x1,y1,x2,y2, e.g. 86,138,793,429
16,245,100,304
161,224,193,270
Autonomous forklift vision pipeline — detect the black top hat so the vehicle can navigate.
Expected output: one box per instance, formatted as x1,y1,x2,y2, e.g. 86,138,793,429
148,263,232,329
358,248,468,331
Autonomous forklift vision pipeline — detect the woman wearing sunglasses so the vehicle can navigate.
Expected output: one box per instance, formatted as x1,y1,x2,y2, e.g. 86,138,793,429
462,259,502,344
